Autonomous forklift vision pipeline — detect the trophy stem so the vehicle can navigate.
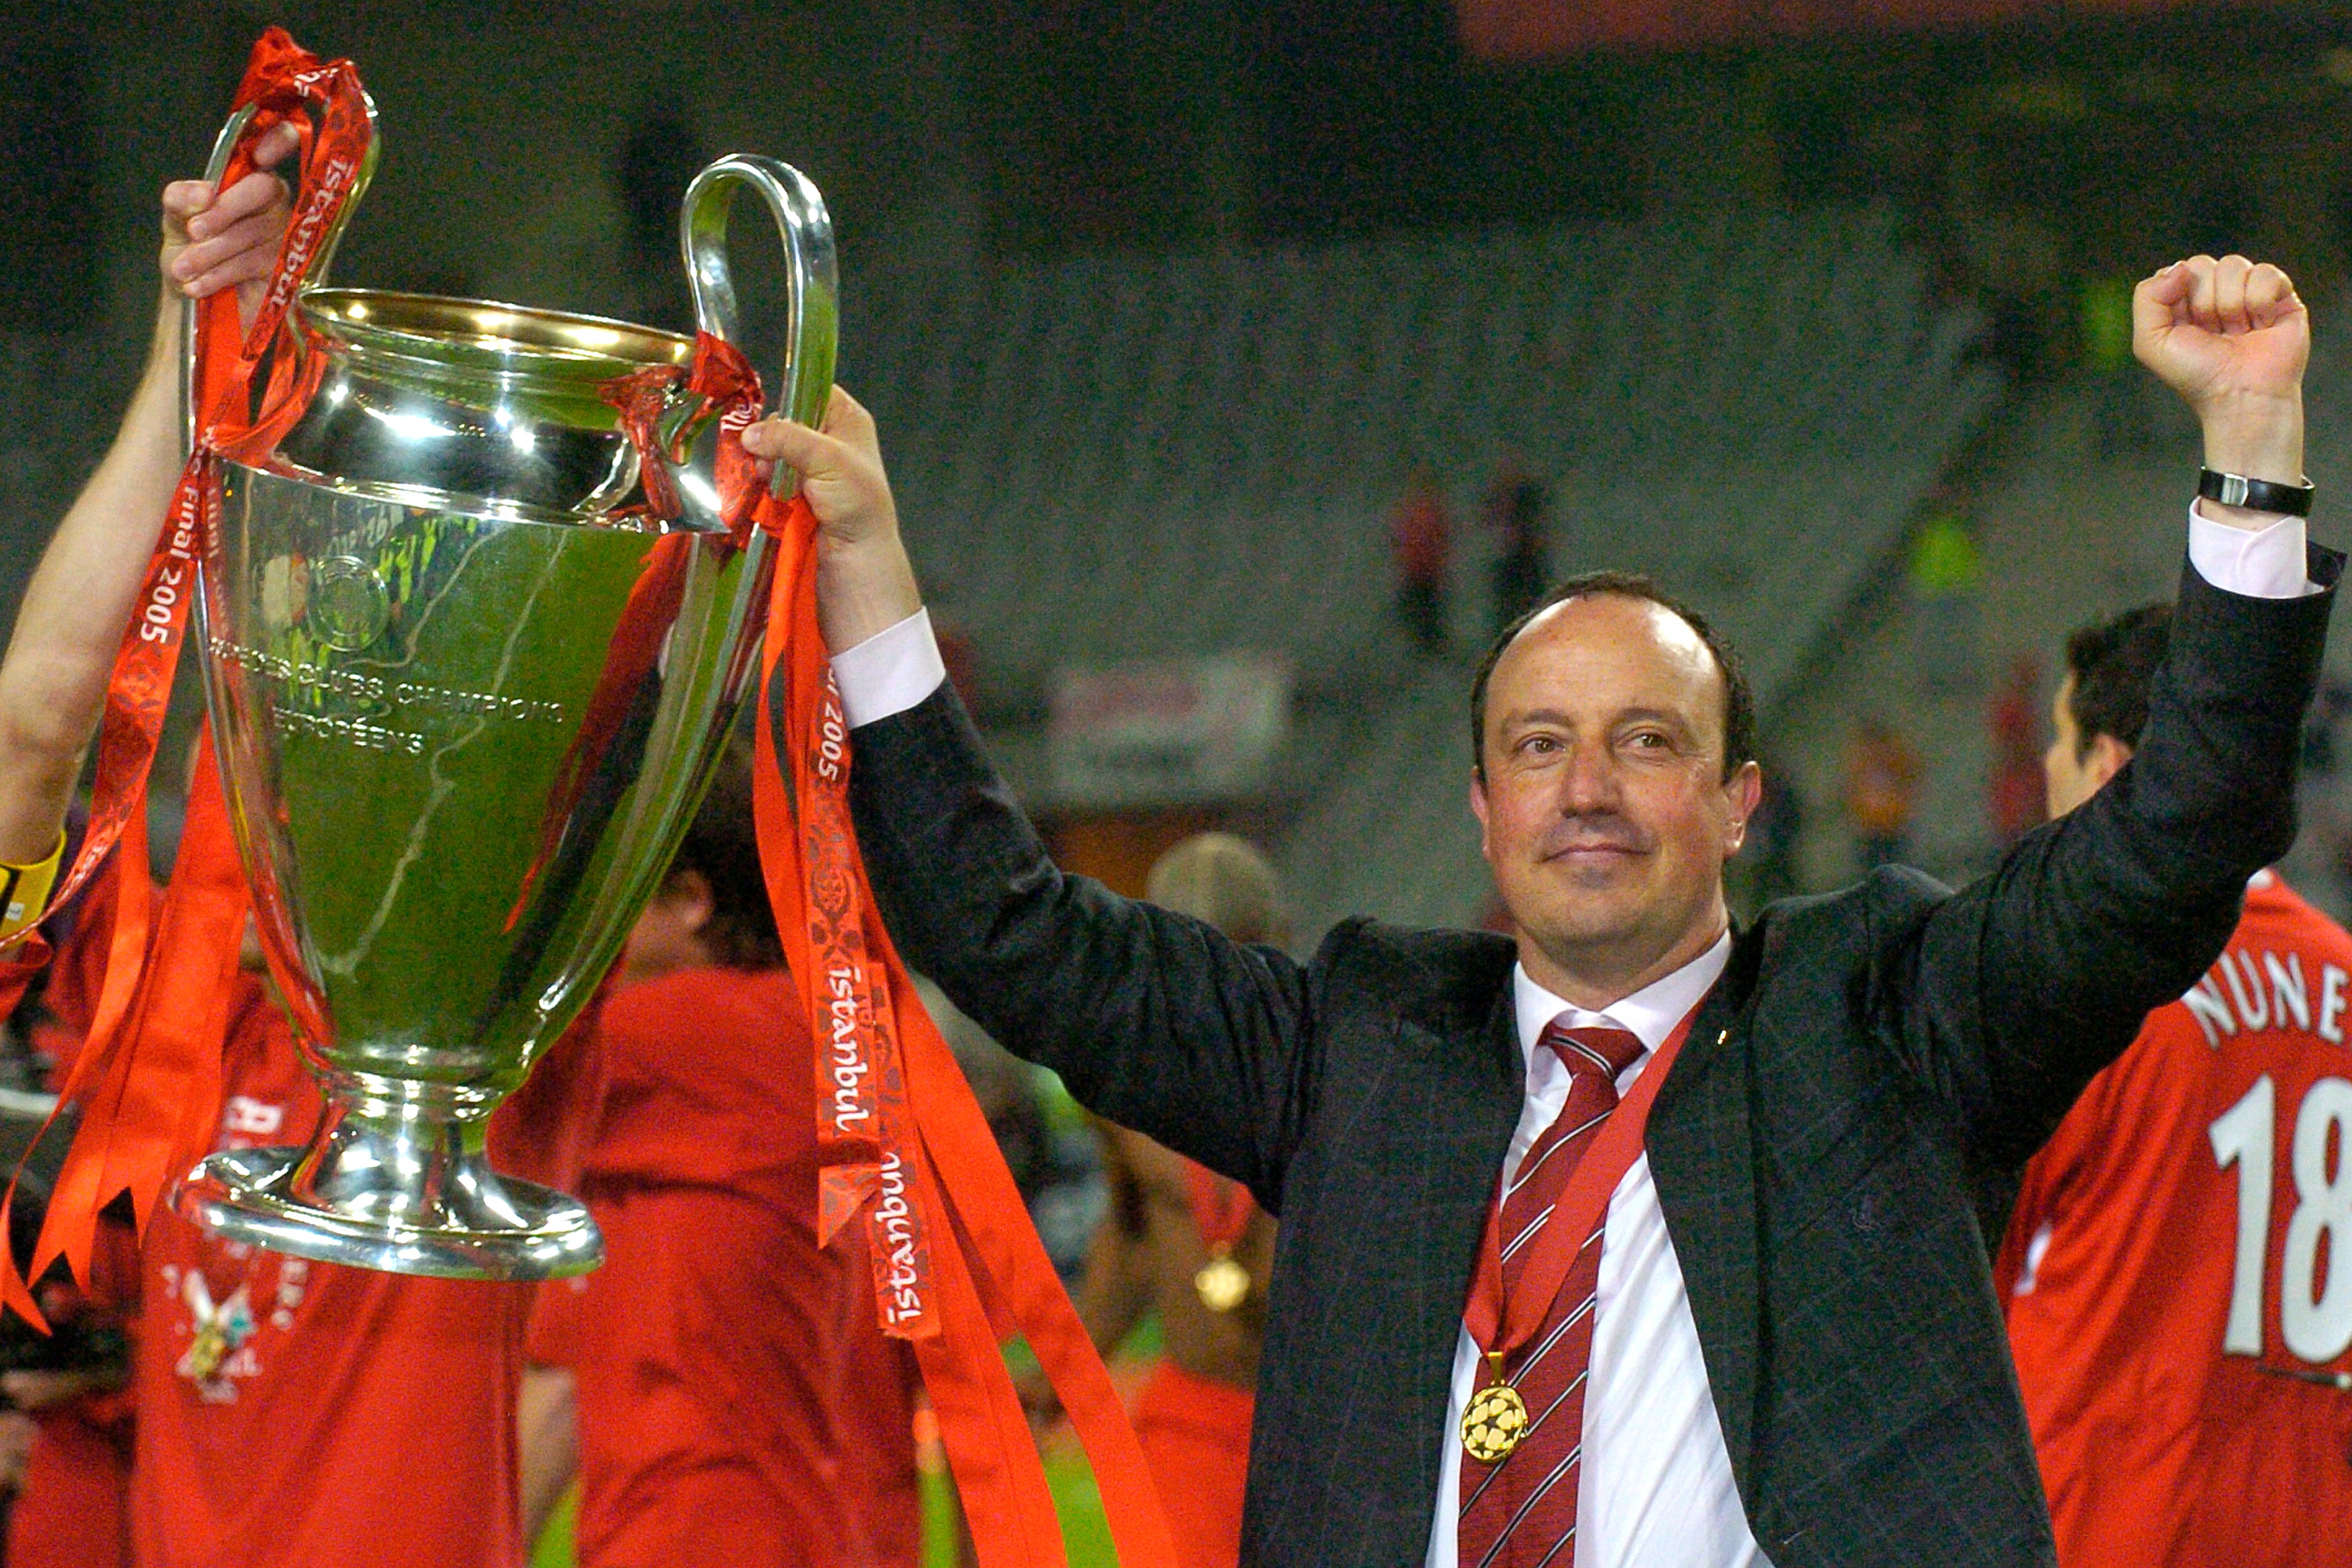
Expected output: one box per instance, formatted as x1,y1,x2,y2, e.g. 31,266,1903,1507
175,1067,602,1281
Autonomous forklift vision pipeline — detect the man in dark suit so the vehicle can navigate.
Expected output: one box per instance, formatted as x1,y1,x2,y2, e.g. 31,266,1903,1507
742,253,2333,1567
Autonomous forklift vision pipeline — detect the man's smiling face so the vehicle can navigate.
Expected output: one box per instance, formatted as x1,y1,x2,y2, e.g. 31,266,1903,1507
1470,593,1759,1003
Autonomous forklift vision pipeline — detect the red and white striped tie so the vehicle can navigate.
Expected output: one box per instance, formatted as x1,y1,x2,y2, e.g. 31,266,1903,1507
1457,1020,1645,1568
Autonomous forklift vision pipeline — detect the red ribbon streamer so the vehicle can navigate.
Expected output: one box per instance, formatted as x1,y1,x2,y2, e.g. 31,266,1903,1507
3,29,374,1315
1185,1160,1256,1255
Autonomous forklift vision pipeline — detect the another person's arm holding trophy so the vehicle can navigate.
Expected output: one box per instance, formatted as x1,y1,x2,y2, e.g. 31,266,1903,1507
0,134,295,1558
0,126,294,995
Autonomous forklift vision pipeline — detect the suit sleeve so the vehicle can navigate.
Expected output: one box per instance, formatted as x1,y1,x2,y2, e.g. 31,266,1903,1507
1894,548,2339,1168
844,684,1319,1205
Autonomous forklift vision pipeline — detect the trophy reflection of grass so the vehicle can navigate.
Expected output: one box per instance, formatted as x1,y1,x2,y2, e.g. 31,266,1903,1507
232,501,703,1086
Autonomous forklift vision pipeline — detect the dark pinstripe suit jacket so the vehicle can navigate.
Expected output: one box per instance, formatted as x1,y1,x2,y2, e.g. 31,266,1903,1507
842,555,2336,1567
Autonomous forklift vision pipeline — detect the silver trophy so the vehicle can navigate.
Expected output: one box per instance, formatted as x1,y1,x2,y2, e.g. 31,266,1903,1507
173,103,835,1280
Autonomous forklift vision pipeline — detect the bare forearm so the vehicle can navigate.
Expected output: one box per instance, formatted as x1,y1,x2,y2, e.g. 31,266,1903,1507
0,293,183,861
2199,388,2303,528
516,1363,579,1547
817,535,925,655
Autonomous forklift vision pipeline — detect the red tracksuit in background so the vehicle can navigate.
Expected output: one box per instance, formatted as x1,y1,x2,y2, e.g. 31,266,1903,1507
527,963,920,1568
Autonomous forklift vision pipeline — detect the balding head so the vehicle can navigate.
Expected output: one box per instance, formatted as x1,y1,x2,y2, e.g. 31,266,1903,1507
1147,832,1290,947
1471,571,1753,783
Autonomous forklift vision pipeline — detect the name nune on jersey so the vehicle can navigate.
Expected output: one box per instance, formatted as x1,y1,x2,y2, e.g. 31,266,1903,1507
2000,872,2352,1567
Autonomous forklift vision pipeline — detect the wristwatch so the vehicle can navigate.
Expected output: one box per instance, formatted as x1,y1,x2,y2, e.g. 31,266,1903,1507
2199,468,2316,518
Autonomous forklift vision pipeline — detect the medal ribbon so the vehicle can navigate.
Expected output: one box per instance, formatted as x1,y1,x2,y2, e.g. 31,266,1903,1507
1,29,373,1324
1461,997,1709,1365
672,336,1175,1567
1183,1159,1254,1253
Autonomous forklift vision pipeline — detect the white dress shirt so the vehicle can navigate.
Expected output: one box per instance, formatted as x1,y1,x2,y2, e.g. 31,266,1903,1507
830,501,2315,1567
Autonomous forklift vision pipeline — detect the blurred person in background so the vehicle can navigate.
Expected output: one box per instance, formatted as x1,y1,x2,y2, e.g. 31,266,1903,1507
1071,833,1283,1568
1987,656,2047,850
520,741,922,1568
1998,603,2352,1565
1,1230,133,1568
1484,464,1552,634
745,248,2332,1567
1391,468,1452,657
1843,715,1921,870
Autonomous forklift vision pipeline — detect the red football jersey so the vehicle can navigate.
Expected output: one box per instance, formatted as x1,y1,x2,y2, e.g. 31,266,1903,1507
525,964,920,1568
129,969,601,1568
2000,872,2352,1565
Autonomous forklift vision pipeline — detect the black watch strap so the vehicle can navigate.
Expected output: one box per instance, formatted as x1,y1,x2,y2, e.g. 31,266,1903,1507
2200,467,2315,518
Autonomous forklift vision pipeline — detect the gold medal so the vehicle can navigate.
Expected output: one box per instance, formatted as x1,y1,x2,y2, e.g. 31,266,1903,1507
1194,1247,1251,1313
1461,1379,1530,1464
1461,1351,1529,1463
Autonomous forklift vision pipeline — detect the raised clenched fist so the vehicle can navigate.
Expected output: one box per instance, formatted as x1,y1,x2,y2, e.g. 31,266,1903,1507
2135,255,2308,486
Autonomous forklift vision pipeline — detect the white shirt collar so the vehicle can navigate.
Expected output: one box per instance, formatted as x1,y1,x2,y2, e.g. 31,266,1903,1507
1511,929,1732,1071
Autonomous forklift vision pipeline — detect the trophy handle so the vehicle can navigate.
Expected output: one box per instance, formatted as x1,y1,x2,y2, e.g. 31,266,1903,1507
181,97,384,454
679,156,839,497
181,106,257,454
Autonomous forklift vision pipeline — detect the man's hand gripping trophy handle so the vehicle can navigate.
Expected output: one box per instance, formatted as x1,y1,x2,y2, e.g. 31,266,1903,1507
740,392,923,655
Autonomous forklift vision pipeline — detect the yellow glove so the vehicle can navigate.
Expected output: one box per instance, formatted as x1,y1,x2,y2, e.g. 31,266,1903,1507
0,833,64,948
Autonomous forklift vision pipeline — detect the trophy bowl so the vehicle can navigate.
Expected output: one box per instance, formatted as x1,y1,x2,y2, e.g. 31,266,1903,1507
173,122,836,1280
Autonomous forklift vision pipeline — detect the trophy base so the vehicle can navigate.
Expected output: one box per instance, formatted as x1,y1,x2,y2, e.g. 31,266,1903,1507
176,1140,604,1283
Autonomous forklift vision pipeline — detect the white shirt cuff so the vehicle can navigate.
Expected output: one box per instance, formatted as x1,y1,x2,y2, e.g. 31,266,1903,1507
830,607,947,729
2187,500,2318,598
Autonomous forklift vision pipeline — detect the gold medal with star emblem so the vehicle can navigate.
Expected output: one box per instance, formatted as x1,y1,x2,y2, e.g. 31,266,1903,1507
1461,1379,1530,1464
